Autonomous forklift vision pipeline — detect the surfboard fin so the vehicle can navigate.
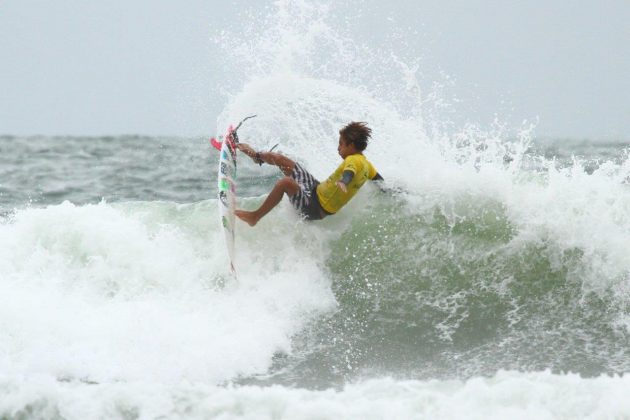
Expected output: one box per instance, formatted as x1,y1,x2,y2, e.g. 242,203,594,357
230,114,257,145
210,137,222,151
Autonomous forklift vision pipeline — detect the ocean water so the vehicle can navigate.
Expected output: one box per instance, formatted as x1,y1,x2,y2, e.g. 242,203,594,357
3,2,630,419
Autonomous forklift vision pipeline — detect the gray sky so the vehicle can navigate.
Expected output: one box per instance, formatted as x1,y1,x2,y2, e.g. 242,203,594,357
1,0,628,139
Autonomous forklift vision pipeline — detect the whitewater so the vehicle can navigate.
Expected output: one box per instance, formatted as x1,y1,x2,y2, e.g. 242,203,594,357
2,1,630,419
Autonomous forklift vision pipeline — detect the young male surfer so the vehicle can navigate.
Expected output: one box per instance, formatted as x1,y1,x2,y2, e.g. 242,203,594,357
235,121,384,226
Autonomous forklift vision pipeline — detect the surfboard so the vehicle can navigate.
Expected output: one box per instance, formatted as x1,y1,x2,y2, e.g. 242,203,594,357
212,126,238,273
210,115,256,273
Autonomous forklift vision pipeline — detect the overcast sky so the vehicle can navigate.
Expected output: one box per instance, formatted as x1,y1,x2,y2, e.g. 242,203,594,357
1,0,628,139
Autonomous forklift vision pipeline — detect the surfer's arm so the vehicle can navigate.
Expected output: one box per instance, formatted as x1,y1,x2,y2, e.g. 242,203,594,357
370,173,388,193
236,143,263,164
336,170,354,193
370,172,403,195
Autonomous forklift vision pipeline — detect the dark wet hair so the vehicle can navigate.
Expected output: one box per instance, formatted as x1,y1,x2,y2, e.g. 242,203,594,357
339,122,372,152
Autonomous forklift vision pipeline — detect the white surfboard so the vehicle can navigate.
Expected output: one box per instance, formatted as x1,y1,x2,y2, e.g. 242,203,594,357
212,127,237,272
210,115,256,273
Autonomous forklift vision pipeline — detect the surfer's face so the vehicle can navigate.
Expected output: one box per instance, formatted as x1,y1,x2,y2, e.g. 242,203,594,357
337,136,356,159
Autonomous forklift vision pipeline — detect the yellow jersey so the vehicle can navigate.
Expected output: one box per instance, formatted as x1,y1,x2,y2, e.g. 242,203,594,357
316,154,378,214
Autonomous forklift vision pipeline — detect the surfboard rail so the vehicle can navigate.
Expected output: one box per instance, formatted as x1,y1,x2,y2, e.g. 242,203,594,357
211,115,257,274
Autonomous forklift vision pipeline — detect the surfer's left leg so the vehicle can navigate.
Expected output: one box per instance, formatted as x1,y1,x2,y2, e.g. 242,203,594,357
235,177,299,226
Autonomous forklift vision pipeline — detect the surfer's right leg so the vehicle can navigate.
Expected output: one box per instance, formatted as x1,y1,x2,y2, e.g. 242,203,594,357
237,144,295,176
235,177,299,226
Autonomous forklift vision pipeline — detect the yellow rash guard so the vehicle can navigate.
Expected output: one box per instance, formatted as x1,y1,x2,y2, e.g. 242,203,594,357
316,154,378,214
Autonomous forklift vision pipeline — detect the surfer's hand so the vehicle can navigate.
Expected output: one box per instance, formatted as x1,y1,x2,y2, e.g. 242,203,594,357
236,143,255,155
336,181,348,193
237,143,256,158
237,143,264,165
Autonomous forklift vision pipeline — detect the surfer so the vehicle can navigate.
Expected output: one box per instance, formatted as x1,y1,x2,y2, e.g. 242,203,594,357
235,121,384,226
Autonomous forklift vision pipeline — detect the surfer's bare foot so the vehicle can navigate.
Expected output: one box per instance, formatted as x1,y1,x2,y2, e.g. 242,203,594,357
235,209,259,226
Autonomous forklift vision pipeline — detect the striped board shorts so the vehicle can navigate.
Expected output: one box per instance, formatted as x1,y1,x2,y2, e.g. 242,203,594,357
289,163,326,220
